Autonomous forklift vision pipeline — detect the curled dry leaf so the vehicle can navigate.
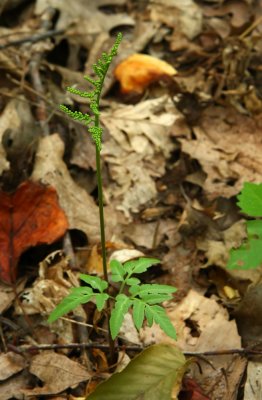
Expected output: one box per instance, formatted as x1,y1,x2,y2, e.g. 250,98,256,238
0,352,26,381
31,134,100,242
114,54,177,94
101,96,178,216
22,352,91,396
0,180,68,284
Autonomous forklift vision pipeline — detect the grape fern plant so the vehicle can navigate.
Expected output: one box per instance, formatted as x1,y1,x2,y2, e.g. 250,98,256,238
48,33,177,344
227,182,262,270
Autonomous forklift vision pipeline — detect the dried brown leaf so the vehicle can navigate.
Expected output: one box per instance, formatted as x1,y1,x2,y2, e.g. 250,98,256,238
23,352,91,396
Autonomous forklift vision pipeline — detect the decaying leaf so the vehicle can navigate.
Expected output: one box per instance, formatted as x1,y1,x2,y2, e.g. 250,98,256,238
0,352,26,381
22,352,91,396
115,54,177,94
177,107,262,199
88,344,188,400
149,0,203,40
0,96,38,177
31,134,100,242
0,180,68,283
141,290,243,399
0,371,30,400
35,0,134,47
244,361,262,399
101,96,179,216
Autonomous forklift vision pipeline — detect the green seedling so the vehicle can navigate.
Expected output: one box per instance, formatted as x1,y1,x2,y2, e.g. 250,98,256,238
227,182,262,269
48,33,177,344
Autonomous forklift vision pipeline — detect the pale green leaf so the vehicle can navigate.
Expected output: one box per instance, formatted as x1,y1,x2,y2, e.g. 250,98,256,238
79,274,108,292
132,299,145,330
126,277,140,286
129,283,176,297
237,182,262,216
95,293,109,311
87,344,187,400
124,258,159,275
110,260,125,282
247,220,262,239
145,305,154,327
109,294,132,339
148,305,177,340
138,293,173,304
227,238,262,269
48,292,92,323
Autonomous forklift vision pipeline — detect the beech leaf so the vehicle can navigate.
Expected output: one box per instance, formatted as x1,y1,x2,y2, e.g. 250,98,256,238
0,181,68,283
87,344,187,400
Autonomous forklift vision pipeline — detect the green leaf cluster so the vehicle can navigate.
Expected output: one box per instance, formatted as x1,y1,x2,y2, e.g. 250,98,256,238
48,258,177,341
227,182,262,270
59,32,122,150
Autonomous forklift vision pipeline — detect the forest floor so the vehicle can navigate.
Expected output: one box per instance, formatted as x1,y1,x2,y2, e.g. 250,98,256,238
0,0,262,399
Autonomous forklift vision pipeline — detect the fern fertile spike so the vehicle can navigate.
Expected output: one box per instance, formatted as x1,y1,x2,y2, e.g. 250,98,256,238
59,105,92,124
66,86,94,98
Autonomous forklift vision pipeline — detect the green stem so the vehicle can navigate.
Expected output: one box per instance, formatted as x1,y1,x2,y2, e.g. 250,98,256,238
94,121,115,363
95,144,108,283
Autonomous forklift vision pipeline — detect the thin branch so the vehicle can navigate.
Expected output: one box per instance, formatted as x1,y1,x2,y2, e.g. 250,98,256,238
0,29,65,50
7,342,262,357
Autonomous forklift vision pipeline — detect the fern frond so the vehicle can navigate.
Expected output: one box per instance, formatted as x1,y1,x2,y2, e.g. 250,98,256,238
66,86,95,99
60,33,122,150
59,105,92,125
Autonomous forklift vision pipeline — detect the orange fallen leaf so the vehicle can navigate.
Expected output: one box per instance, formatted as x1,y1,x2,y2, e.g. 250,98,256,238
0,181,68,283
114,53,177,94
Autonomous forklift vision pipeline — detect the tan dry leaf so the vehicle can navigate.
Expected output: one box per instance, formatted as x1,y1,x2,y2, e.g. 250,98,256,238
141,289,241,351
149,0,203,39
0,371,30,400
0,353,26,381
23,352,91,396
35,0,134,46
244,361,262,399
0,280,26,313
101,96,179,216
31,134,100,242
141,290,242,398
177,106,262,199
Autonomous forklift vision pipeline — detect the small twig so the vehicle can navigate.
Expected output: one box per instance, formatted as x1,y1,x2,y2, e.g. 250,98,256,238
7,343,262,357
29,8,58,136
183,348,262,357
63,231,77,270
0,29,65,50
8,342,143,353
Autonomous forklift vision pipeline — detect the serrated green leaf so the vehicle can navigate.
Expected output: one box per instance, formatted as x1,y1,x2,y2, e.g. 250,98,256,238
87,344,187,400
132,299,145,330
110,260,125,282
79,274,108,292
126,277,141,286
138,293,173,304
95,293,109,311
70,286,93,296
145,305,154,327
237,182,262,217
129,283,176,297
148,305,177,340
124,258,160,275
247,220,262,239
48,292,92,323
227,238,262,269
109,294,132,339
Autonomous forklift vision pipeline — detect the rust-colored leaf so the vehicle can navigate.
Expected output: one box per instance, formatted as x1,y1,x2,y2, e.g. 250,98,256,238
0,181,68,283
114,54,177,94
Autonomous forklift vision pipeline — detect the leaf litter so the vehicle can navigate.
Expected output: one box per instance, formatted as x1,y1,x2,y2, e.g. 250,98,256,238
0,0,261,399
